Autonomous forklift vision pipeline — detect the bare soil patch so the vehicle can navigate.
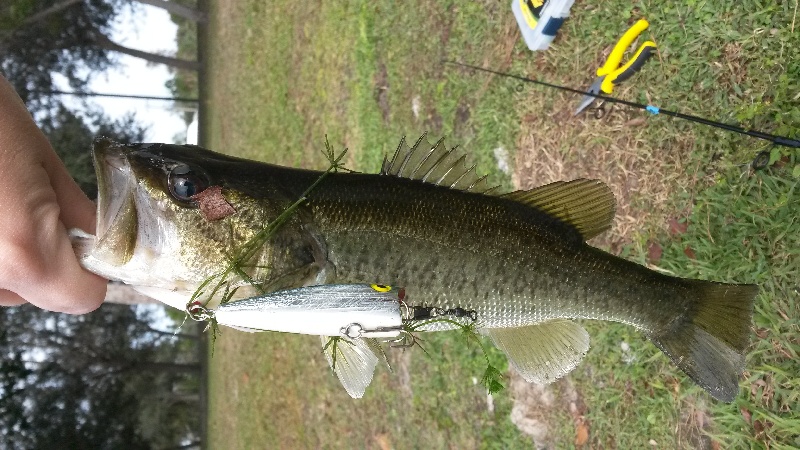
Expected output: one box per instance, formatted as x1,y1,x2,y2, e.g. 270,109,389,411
512,89,701,254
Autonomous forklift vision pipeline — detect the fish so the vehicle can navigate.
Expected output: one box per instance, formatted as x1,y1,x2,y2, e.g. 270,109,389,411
72,135,757,402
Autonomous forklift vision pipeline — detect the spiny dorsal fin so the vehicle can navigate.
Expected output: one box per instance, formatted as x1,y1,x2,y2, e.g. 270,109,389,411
381,134,496,194
502,179,615,240
486,320,590,385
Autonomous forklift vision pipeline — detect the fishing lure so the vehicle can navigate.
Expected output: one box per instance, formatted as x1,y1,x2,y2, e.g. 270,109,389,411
185,283,485,397
188,284,406,339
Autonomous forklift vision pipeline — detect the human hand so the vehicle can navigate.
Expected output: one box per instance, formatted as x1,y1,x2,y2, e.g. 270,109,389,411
0,75,107,313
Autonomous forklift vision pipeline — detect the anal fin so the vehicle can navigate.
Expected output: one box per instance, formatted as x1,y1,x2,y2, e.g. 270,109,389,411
320,336,386,398
487,320,590,384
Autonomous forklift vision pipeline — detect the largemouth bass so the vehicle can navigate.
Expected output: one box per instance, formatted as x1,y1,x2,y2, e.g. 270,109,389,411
73,136,756,401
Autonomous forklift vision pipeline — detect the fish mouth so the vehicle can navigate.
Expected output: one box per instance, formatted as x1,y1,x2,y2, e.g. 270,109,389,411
91,138,138,265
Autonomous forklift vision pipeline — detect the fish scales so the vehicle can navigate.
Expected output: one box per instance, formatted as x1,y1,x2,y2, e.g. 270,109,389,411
304,173,686,330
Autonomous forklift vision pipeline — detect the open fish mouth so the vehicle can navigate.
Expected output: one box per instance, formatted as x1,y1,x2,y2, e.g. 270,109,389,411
91,138,138,266
75,139,201,309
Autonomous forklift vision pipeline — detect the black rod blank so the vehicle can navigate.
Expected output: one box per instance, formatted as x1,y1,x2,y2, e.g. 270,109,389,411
444,60,800,149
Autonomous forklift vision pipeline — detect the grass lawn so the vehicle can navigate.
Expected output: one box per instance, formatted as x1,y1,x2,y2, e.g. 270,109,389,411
199,1,799,448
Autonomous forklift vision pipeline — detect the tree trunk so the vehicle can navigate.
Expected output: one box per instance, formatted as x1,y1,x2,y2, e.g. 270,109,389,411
133,0,207,24
92,31,199,71
163,392,200,405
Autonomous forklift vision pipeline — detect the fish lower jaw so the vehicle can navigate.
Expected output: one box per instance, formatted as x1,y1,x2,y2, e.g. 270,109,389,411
76,244,199,311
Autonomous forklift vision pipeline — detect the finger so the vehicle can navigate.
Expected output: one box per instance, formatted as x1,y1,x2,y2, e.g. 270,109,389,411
0,289,26,307
41,149,97,234
0,196,108,314
1,76,96,234
0,76,105,313
24,223,108,314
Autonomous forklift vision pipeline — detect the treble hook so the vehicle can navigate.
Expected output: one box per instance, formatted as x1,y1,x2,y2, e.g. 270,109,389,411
390,329,417,348
186,301,214,322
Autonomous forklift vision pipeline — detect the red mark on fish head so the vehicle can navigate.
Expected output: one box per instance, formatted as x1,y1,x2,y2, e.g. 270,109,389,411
191,185,236,221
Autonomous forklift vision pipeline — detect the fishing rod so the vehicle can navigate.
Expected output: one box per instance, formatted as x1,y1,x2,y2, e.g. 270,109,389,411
444,60,800,154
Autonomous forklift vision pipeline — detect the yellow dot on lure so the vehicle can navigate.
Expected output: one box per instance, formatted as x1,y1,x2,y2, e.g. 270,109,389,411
370,284,392,292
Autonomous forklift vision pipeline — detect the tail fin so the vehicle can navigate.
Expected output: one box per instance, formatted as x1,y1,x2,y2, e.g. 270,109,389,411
648,281,757,402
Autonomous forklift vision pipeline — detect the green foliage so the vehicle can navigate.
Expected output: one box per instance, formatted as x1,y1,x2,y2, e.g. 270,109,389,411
481,364,505,395
404,318,505,394
0,304,201,449
0,0,35,28
1,0,123,111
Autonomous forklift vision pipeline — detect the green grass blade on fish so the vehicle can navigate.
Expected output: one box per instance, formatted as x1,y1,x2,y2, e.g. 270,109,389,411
223,195,309,293
402,317,505,393
197,194,311,301
185,139,350,339
322,336,354,371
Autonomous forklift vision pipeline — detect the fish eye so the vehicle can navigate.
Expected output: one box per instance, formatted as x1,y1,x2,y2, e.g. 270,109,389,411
168,164,208,202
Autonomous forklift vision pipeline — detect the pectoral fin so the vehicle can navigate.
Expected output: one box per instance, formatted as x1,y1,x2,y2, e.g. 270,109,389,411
320,336,387,398
487,320,590,384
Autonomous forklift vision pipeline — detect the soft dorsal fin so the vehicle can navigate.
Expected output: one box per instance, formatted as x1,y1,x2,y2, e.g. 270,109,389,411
486,320,590,384
502,179,615,240
381,134,498,194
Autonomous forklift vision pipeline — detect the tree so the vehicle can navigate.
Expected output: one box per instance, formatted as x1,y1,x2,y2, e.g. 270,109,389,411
1,0,119,110
0,0,200,111
0,303,203,449
133,0,207,24
90,29,200,71
164,0,201,123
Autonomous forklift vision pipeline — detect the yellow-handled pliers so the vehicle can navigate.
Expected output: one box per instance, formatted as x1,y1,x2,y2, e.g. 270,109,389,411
574,19,657,116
